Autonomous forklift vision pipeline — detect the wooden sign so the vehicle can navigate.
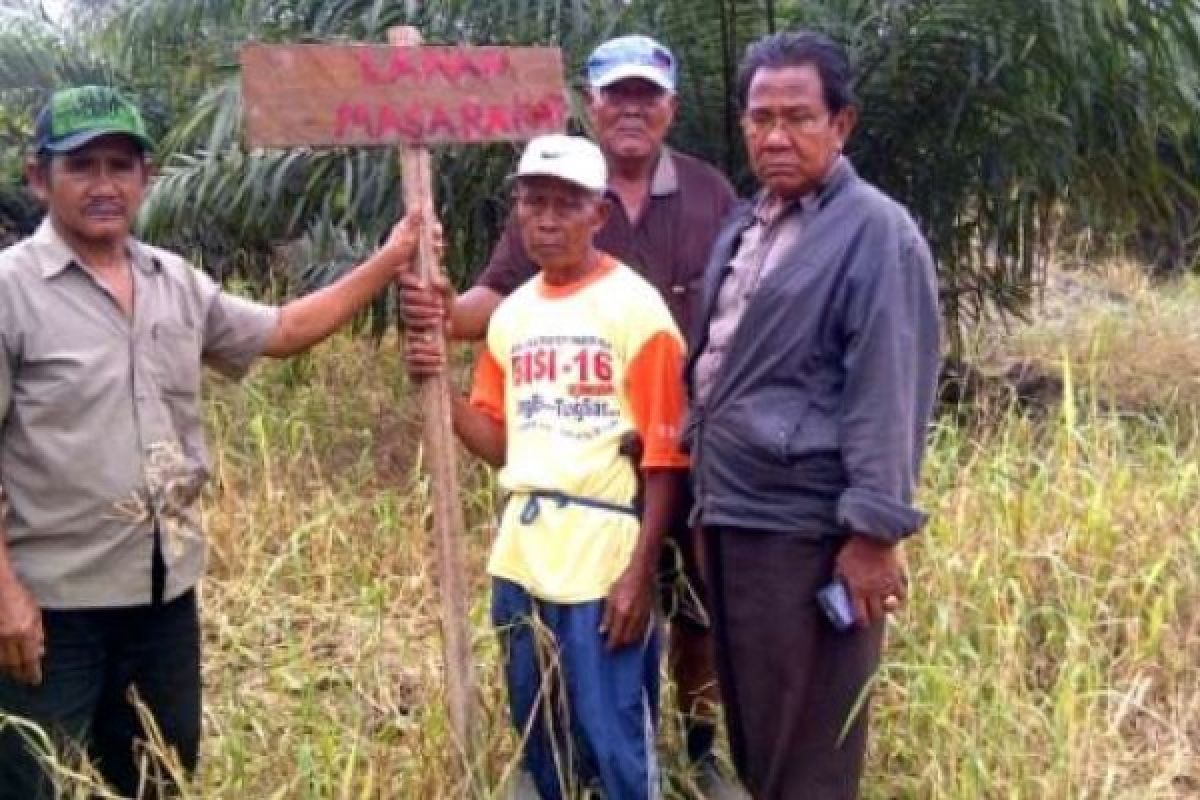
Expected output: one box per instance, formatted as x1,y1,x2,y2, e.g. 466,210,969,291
241,43,568,147
237,28,570,766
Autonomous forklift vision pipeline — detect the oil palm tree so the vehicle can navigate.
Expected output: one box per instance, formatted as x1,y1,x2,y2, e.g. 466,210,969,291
3,0,1199,347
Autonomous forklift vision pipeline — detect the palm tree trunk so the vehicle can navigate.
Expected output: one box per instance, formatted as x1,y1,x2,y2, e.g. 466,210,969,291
718,0,736,175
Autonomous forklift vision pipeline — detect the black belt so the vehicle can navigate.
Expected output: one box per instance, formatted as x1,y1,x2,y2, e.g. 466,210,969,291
514,490,639,525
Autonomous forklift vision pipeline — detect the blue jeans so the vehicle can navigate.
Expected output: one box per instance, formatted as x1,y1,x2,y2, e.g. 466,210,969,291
492,578,661,800
0,591,201,800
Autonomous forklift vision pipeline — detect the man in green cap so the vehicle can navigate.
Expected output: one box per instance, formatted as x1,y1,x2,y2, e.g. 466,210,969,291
0,86,426,798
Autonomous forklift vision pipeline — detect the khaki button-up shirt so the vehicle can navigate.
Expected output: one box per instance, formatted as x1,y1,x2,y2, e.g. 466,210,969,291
0,221,280,609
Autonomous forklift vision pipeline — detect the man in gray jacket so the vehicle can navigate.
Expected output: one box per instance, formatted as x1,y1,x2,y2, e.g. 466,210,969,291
685,32,941,800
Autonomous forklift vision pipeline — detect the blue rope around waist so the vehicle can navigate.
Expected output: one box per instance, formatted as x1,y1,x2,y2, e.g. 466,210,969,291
514,490,639,525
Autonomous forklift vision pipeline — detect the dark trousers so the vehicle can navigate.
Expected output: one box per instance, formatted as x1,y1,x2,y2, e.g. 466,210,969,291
0,590,201,800
705,527,885,800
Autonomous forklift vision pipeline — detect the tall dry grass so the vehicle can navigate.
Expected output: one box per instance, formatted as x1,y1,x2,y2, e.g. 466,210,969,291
14,272,1200,798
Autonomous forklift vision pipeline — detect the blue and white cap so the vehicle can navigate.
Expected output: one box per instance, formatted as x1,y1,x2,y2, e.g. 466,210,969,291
585,35,677,93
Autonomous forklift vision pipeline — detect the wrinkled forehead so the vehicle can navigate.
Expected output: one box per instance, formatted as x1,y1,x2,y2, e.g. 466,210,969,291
745,64,828,111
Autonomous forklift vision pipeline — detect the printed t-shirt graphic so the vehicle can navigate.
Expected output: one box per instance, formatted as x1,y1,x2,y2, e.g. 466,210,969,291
470,255,689,603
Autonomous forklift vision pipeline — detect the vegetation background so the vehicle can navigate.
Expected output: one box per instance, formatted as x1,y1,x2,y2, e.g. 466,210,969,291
1,0,1198,797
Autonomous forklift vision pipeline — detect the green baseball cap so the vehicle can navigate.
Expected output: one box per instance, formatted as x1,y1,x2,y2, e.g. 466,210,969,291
33,86,154,155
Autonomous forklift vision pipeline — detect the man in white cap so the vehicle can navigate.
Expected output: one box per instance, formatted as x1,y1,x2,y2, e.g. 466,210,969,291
405,134,688,799
402,36,738,792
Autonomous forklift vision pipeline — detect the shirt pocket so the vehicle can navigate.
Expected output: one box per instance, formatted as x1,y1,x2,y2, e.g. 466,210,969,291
783,368,842,459
727,392,807,465
12,339,117,430
13,353,81,408
785,403,839,459
12,327,106,413
150,322,201,396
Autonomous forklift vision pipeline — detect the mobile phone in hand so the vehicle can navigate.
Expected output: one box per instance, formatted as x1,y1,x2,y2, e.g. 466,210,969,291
817,578,856,633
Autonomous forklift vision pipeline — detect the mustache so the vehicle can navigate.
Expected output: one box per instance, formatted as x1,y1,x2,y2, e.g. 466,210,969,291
83,202,126,215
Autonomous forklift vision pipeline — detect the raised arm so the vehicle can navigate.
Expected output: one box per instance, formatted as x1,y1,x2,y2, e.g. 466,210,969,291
263,212,424,359
398,214,535,362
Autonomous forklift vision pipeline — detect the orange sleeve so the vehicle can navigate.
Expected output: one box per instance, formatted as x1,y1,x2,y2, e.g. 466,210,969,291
624,330,690,470
468,348,506,424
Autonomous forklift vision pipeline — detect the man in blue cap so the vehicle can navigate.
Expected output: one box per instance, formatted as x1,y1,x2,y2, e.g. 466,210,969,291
401,36,742,795
0,86,426,798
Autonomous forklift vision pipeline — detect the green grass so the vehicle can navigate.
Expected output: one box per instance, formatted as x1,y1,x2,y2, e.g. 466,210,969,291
20,272,1200,798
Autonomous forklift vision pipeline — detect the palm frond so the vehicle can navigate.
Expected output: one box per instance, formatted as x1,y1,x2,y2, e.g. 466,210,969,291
5,0,1200,348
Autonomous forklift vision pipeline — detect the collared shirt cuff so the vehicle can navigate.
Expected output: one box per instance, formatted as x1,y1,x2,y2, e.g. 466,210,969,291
836,488,928,542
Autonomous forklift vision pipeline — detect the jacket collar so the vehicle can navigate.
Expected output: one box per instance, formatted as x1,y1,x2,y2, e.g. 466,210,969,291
816,155,856,209
749,155,856,217
687,157,859,378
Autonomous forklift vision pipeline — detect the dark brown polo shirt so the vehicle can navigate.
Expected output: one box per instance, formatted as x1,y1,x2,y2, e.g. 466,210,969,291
475,148,737,342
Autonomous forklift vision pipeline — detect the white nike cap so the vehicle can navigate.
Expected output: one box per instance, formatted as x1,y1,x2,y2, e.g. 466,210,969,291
516,134,607,193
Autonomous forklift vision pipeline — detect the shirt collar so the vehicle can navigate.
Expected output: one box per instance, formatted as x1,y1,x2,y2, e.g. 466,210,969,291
649,148,679,197
33,218,159,279
754,187,818,225
32,220,77,279
129,240,161,275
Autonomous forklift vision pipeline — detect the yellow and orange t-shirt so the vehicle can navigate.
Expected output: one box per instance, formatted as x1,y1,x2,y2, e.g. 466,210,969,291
470,255,689,603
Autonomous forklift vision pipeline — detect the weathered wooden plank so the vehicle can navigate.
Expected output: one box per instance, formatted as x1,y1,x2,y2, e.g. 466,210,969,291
390,26,478,768
241,43,567,147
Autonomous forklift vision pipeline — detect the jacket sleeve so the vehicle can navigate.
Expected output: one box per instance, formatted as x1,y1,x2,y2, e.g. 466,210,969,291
836,215,941,542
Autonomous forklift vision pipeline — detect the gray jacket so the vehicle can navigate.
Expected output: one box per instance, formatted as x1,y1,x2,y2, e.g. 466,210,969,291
684,158,941,542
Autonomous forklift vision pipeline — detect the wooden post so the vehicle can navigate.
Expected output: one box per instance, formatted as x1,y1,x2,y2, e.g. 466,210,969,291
240,25,567,777
389,23,477,763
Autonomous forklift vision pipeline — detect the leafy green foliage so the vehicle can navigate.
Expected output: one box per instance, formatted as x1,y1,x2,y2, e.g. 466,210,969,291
0,2,120,243
3,0,1199,351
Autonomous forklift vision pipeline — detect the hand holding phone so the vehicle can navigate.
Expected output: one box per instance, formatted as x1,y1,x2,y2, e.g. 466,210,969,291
816,578,856,633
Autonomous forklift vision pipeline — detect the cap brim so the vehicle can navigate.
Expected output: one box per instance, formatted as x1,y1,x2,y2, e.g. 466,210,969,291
589,65,675,92
40,128,153,154
513,168,606,193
